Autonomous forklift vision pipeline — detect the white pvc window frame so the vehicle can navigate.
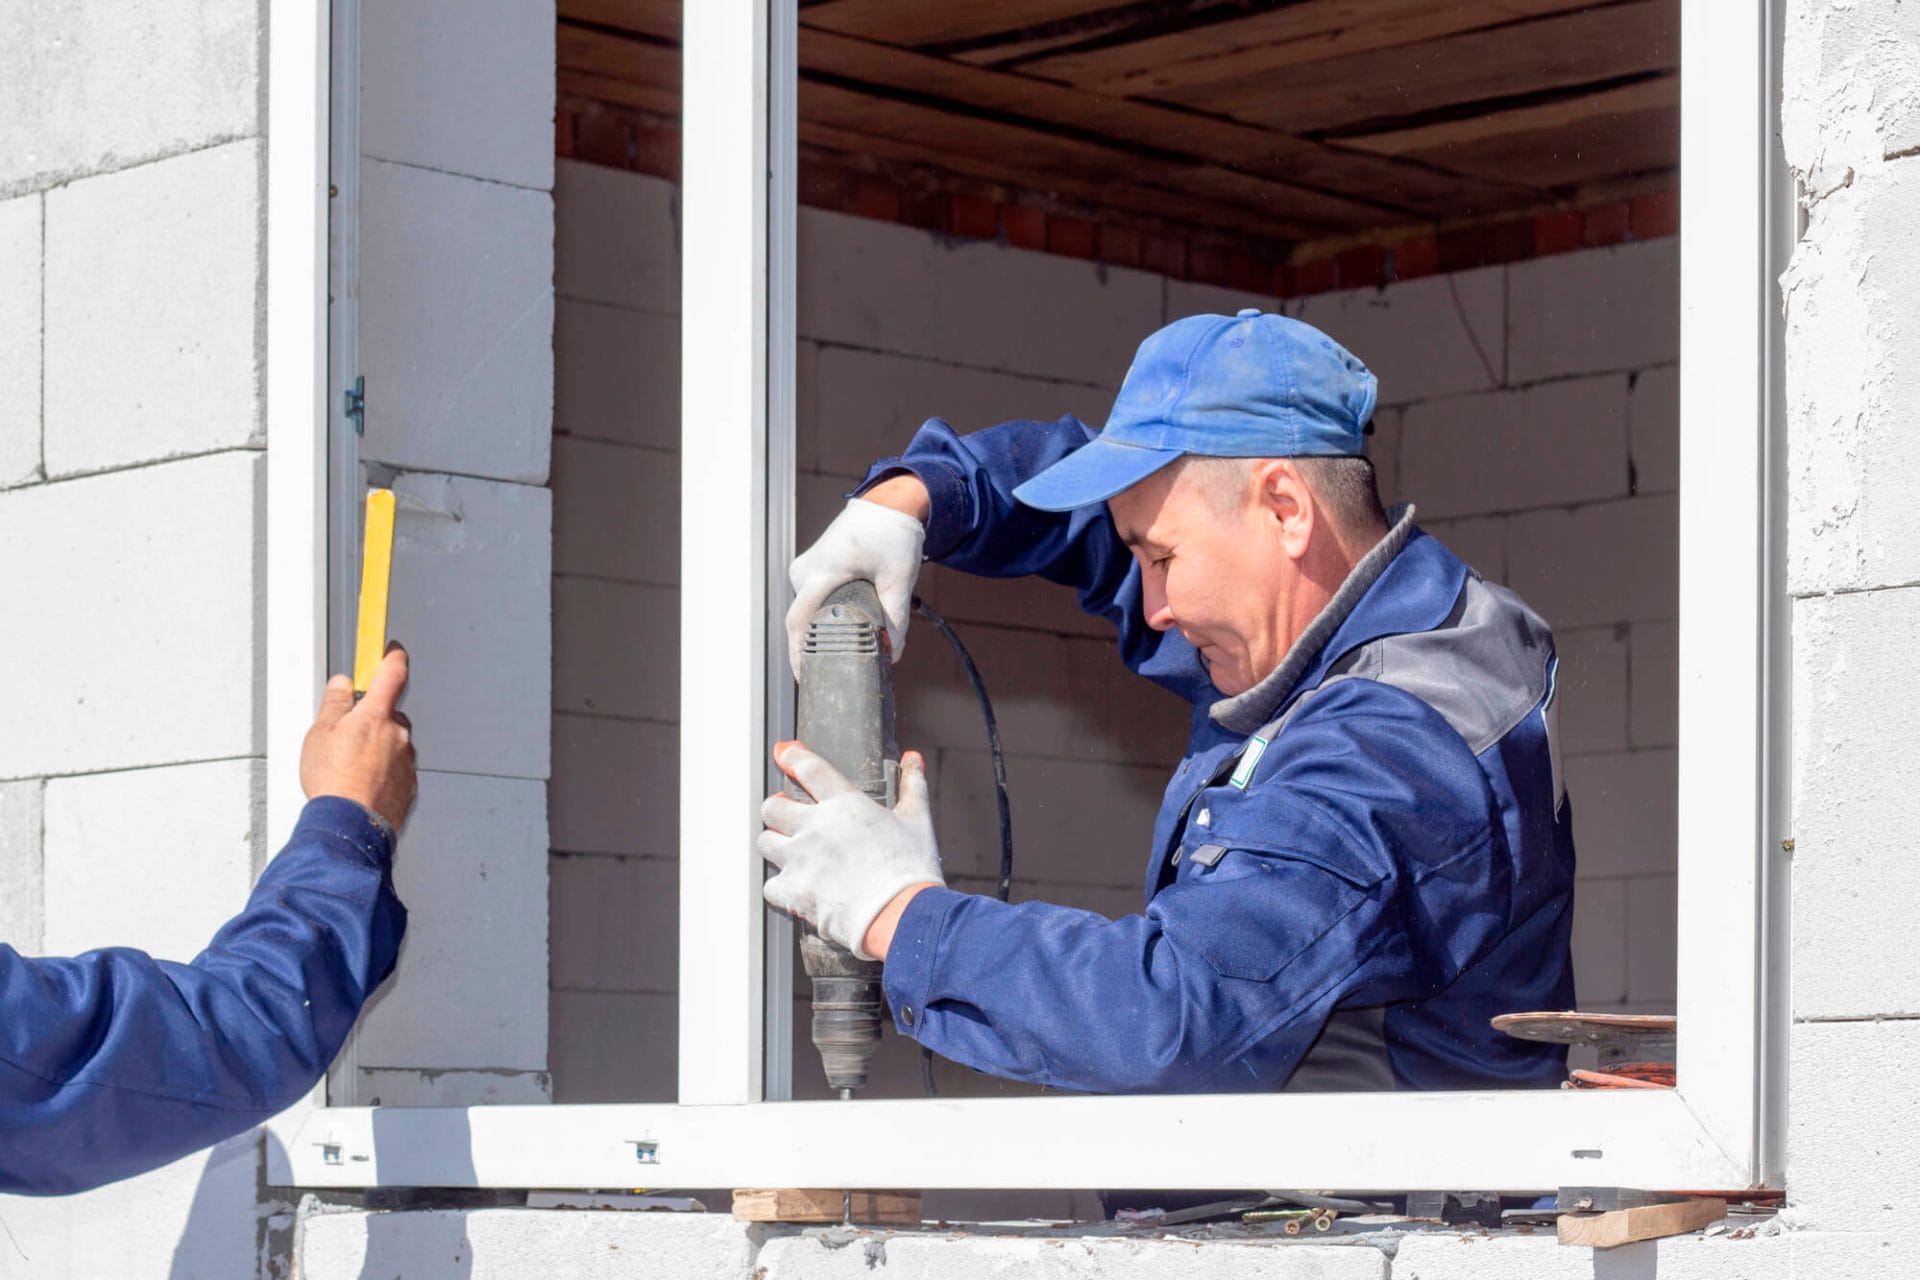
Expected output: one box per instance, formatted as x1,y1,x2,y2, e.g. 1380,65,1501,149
274,0,1788,1191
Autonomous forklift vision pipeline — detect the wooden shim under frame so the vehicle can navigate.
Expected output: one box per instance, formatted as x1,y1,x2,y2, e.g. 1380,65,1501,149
1558,1197,1728,1249
732,1188,923,1225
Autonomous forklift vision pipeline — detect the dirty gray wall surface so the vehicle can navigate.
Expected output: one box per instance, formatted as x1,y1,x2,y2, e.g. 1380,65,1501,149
0,2,273,1275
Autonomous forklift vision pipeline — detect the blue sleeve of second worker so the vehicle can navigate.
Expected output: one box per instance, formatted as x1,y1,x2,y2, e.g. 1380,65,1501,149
881,682,1510,1093
857,416,1212,701
0,797,407,1195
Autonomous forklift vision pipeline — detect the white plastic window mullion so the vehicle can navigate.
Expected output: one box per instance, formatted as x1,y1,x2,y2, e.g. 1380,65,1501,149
1672,0,1776,1181
678,0,773,1105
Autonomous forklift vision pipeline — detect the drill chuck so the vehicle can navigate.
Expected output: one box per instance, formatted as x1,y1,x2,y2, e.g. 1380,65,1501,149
790,580,897,1096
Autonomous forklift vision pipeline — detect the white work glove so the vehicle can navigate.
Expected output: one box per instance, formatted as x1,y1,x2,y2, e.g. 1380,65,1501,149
759,743,944,960
786,499,925,675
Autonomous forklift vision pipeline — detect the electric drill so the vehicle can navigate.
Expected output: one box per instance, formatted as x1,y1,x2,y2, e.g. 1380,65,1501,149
789,579,897,1098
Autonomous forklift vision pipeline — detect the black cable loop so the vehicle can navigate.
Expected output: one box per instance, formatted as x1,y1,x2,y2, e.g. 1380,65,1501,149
909,596,1013,1098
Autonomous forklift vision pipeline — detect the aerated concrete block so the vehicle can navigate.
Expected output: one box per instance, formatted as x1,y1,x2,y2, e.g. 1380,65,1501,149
43,141,262,476
549,714,677,858
0,0,259,197
1782,161,1920,596
351,770,548,1071
1506,494,1678,629
1392,1231,1794,1279
385,473,551,781
935,748,1166,887
1628,619,1678,749
549,852,677,994
554,299,679,450
798,208,1161,386
548,989,678,1104
555,161,679,313
1286,266,1505,407
0,779,45,953
362,0,556,191
0,193,40,487
807,343,1104,480
1506,239,1680,383
1624,873,1677,1007
1563,749,1678,880
1399,375,1632,520
0,451,260,778
359,159,553,482
1166,277,1280,323
1553,624,1631,755
42,759,261,960
296,1207,760,1280
1789,1018,1920,1229
1791,586,1920,1018
552,577,678,724
551,438,678,587
1570,876,1628,1006
757,1233,1387,1279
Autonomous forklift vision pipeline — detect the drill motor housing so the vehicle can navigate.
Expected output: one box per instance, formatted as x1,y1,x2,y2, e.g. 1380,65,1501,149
789,580,898,1096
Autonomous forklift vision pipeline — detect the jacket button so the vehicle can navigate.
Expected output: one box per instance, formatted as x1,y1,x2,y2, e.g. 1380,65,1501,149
900,1005,916,1027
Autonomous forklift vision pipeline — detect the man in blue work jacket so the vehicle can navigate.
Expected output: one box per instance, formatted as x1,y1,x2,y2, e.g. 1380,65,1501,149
761,310,1576,1093
1,646,415,1194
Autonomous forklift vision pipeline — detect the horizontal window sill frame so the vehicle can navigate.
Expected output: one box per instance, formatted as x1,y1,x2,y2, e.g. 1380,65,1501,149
274,1088,1751,1192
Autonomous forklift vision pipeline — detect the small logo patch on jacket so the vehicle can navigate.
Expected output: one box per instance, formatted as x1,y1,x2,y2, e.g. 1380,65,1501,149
1229,735,1268,789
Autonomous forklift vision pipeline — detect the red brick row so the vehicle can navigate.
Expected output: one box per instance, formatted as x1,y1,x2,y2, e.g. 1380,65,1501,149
557,103,1677,300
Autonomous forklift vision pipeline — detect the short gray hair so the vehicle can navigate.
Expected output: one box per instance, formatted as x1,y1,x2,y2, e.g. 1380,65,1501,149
1174,454,1386,536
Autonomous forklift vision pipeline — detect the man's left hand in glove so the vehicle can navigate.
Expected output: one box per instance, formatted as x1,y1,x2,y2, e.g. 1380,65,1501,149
759,742,944,961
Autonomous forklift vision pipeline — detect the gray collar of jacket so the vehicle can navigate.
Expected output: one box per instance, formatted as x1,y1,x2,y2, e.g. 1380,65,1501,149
1208,503,1420,736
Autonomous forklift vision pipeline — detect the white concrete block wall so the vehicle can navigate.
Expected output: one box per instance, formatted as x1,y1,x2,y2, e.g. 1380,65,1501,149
336,0,558,1111
548,161,682,1103
0,192,42,486
0,6,292,1271
1782,0,1920,1230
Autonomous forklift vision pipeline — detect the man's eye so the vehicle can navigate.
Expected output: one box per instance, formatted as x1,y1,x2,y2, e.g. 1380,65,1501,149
1153,555,1173,570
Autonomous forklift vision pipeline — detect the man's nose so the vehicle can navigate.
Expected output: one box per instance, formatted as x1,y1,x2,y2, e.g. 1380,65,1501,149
1142,578,1176,632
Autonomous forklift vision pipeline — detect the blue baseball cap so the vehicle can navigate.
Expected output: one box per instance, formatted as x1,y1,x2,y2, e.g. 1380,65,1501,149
1011,309,1379,512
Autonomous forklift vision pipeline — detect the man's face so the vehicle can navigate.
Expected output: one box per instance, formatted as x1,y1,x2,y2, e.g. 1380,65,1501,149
1107,459,1305,697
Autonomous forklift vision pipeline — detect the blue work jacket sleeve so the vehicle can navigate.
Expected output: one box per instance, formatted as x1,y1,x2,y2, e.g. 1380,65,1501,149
881,681,1510,1094
857,415,1213,701
0,796,407,1195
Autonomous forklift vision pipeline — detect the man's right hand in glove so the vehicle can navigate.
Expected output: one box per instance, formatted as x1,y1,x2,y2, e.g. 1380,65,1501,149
785,475,930,676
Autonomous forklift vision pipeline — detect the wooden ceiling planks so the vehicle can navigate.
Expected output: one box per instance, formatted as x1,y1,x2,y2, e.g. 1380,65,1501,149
796,0,1121,47
1012,0,1602,96
555,0,1681,248
1175,1,1678,135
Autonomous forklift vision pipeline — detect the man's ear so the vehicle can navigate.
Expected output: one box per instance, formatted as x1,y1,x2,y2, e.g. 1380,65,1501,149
1250,459,1315,558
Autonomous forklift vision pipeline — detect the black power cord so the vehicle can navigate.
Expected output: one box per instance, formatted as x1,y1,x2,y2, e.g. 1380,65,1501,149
910,597,1013,1097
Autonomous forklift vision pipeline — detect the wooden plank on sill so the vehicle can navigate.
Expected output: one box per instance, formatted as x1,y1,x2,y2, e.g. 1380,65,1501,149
797,0,1118,48
733,1188,922,1225
1341,76,1679,157
1393,103,1679,191
1014,0,1601,96
793,28,1534,223
1558,1198,1727,1249
1170,0,1678,137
